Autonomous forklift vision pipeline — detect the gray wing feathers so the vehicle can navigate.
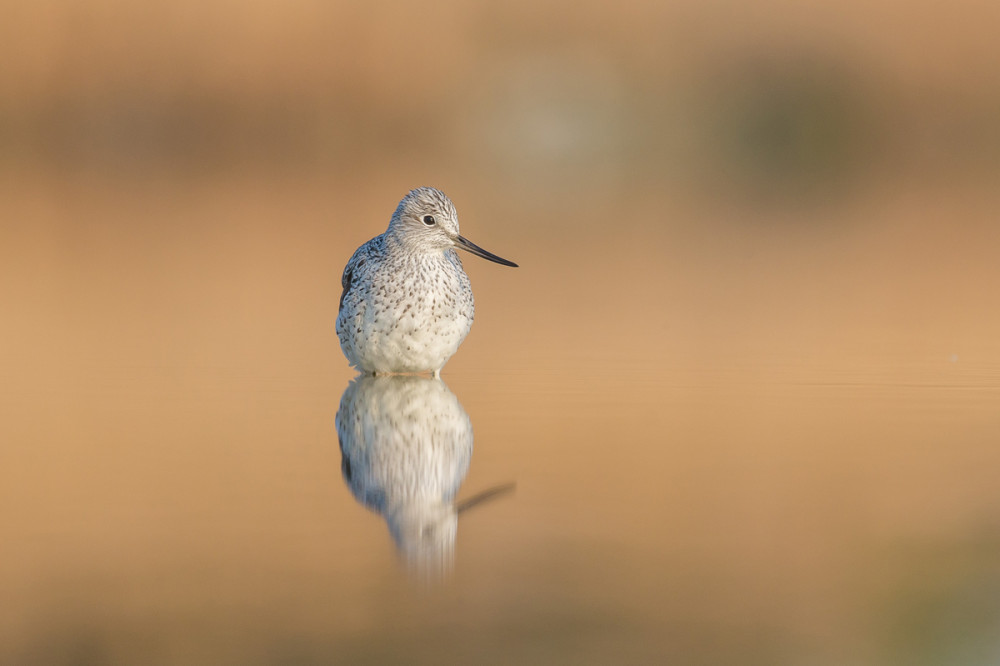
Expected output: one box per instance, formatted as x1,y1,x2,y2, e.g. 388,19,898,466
339,249,369,313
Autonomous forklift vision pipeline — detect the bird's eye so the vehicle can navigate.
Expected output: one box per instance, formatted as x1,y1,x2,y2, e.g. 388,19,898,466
422,215,436,226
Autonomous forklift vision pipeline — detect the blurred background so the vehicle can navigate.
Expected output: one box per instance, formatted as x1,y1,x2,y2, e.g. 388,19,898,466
2,1,999,664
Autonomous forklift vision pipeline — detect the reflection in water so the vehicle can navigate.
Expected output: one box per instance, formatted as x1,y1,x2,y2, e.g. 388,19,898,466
336,375,511,577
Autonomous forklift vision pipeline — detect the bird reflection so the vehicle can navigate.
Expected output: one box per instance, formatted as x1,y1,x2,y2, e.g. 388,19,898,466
336,374,512,578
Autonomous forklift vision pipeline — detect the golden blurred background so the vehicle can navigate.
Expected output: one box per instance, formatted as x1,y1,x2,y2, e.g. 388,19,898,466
2,1,999,664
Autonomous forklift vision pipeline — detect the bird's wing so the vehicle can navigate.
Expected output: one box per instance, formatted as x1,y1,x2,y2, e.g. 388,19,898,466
339,252,366,313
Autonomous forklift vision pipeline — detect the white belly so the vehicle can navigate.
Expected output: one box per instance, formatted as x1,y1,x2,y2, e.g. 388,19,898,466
337,258,474,373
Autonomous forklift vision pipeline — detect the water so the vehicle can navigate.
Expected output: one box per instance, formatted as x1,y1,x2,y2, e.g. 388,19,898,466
3,343,999,664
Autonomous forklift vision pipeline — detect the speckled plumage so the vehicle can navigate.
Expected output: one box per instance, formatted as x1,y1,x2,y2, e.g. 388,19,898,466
336,187,517,376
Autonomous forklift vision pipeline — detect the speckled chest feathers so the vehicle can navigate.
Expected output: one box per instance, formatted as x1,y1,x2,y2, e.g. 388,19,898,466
337,236,474,374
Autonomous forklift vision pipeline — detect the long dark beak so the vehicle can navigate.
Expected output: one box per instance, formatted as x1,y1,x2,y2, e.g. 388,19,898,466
455,483,516,514
455,235,518,267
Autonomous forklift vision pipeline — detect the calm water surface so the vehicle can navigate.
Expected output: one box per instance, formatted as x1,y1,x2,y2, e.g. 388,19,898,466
3,353,998,665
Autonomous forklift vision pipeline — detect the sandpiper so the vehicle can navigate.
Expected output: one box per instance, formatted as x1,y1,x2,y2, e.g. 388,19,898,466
336,187,517,376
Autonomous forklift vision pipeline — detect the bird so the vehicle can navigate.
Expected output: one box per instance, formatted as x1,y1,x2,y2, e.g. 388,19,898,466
336,187,517,377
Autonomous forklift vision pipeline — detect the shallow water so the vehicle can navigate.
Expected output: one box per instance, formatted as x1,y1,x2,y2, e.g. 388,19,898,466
3,338,999,665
